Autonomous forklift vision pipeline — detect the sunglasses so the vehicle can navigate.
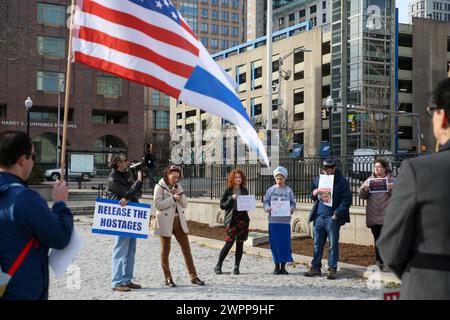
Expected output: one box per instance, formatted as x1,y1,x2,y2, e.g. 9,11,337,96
169,165,181,172
426,104,439,118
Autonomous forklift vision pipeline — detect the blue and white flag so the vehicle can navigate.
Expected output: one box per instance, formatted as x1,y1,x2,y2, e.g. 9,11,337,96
73,0,269,166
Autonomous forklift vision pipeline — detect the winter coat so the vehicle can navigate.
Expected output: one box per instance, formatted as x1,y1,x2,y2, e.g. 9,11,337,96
107,169,142,202
219,187,250,227
153,179,189,237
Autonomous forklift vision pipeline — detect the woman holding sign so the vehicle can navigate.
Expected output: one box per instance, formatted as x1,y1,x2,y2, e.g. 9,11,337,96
215,169,250,275
359,159,394,270
153,165,205,287
263,166,296,275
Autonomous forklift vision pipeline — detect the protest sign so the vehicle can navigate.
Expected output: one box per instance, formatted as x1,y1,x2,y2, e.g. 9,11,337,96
318,174,334,207
270,200,291,217
92,198,151,239
49,229,83,278
237,195,256,211
369,178,389,193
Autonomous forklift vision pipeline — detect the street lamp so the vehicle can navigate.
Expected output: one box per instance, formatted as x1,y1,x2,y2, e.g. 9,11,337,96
325,96,334,155
24,96,33,137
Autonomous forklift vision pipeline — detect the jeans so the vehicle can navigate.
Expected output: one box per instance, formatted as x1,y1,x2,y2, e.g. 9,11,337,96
311,215,341,270
111,236,137,288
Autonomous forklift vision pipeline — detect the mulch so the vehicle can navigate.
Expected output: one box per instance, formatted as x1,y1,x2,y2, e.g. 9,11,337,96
188,220,376,267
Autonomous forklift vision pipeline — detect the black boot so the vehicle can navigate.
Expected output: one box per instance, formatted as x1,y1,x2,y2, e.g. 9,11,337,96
273,263,281,275
233,264,240,275
280,263,289,275
214,262,223,275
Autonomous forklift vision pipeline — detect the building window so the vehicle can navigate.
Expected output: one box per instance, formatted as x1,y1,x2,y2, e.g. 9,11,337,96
294,112,304,121
294,49,304,64
37,71,65,93
221,11,229,21
398,126,413,140
201,37,209,47
322,13,327,23
310,5,317,14
251,60,262,90
201,8,208,18
0,104,6,118
323,1,326,9
251,97,262,116
294,88,304,105
211,10,218,19
294,70,304,80
294,132,304,143
163,94,170,106
232,0,239,9
279,17,285,26
97,75,123,97
231,13,239,22
299,9,306,18
221,25,229,35
221,39,229,49
37,2,66,26
201,23,208,32
221,0,229,7
154,111,170,129
212,0,218,5
310,16,317,26
201,0,208,4
289,13,295,22
231,26,239,36
37,36,65,59
152,91,160,105
211,38,218,48
211,24,218,33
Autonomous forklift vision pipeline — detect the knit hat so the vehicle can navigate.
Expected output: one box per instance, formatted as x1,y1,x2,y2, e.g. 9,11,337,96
273,166,288,179
322,158,336,168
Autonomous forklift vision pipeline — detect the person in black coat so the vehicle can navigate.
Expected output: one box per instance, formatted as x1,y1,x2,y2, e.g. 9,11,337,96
377,78,450,299
214,169,250,275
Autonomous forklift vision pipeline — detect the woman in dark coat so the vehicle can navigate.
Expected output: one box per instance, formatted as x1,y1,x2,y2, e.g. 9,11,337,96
214,169,250,275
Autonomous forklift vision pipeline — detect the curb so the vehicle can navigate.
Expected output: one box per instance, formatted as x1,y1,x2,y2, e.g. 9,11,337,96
188,235,401,285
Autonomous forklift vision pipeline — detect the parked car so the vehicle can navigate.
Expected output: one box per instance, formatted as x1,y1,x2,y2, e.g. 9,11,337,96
45,168,96,181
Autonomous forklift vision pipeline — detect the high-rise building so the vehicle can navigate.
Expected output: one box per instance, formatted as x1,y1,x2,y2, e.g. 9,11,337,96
329,0,396,156
409,0,450,23
0,0,145,170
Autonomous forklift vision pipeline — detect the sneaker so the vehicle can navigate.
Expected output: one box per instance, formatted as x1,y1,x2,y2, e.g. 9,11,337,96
327,268,337,280
191,277,205,286
112,285,131,292
126,282,142,289
304,267,322,277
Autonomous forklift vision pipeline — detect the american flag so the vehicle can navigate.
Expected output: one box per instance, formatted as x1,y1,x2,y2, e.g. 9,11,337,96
73,0,269,166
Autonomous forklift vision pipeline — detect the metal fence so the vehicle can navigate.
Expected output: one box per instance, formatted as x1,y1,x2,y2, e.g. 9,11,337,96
179,153,420,207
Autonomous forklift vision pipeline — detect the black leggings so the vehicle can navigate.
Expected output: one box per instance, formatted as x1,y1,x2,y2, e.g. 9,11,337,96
370,225,383,264
218,240,244,266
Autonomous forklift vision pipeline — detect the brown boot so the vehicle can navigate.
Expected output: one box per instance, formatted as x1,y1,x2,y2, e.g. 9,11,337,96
113,285,131,292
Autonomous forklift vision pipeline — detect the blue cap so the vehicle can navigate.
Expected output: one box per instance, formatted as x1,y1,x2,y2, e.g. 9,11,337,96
323,158,336,167
273,166,288,179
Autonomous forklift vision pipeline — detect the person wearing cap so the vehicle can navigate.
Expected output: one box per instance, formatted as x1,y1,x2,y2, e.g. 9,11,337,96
377,78,450,299
305,159,352,280
263,166,296,275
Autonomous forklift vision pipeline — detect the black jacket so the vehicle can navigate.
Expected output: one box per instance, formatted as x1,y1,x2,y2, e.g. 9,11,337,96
107,169,142,202
220,187,250,226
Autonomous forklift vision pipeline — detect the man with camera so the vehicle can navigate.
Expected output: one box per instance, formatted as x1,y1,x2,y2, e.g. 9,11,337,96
107,154,143,292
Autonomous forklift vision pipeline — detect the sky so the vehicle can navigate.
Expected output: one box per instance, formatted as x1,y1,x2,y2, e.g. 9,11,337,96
396,1,410,23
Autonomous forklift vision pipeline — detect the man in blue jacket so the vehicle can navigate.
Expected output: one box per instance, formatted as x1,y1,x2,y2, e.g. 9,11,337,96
305,159,352,280
0,131,73,300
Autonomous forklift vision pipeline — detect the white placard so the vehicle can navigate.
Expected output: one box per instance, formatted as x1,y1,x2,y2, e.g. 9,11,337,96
318,174,334,207
49,229,83,279
237,195,256,211
270,200,291,217
92,198,151,239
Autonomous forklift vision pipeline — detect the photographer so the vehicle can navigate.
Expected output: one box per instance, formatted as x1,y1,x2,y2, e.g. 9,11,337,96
107,154,143,292
143,144,157,189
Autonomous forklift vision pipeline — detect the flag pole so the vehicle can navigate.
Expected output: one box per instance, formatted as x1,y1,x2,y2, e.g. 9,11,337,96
60,0,76,181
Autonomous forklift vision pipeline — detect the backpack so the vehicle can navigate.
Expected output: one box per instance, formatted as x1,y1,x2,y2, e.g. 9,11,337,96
0,183,35,298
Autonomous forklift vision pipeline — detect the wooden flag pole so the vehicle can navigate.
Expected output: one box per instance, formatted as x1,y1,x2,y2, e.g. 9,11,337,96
60,0,76,181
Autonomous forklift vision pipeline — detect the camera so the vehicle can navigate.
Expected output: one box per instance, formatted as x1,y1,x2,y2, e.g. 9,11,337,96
129,161,149,180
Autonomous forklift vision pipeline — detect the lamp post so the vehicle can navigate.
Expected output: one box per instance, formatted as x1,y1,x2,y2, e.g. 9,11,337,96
24,97,33,138
326,96,334,156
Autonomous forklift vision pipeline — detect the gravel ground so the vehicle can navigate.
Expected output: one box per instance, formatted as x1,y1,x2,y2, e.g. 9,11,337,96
49,217,383,300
